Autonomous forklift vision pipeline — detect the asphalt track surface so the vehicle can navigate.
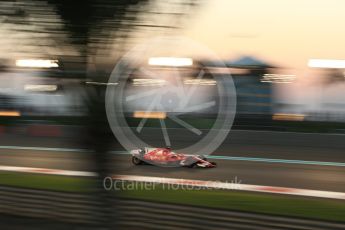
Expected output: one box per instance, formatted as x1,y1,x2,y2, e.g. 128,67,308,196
1,130,345,192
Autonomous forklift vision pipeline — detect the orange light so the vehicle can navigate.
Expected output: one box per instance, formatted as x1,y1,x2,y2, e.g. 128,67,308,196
0,111,21,117
272,113,304,121
134,111,166,119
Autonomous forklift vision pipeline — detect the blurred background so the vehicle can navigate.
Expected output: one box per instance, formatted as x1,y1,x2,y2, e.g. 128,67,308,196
0,0,345,229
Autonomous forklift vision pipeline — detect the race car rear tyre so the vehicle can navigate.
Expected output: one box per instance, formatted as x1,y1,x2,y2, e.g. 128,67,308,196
187,163,197,168
132,156,143,165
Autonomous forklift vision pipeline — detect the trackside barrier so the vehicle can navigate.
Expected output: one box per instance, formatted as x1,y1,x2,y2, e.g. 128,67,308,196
0,186,344,230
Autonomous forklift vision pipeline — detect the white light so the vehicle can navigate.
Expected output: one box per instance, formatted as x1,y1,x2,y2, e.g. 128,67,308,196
132,78,166,86
16,59,59,68
86,82,118,86
261,74,295,83
148,57,193,67
184,79,217,85
24,84,57,92
308,59,345,69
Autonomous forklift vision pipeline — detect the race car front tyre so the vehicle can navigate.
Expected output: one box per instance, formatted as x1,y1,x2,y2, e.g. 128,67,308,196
132,156,143,165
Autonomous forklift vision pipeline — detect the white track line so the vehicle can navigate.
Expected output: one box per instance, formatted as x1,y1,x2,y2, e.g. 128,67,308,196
113,175,345,200
0,165,95,177
2,145,345,167
1,165,345,200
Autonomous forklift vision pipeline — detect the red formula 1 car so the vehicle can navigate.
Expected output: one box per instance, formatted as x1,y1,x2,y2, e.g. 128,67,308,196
130,147,217,168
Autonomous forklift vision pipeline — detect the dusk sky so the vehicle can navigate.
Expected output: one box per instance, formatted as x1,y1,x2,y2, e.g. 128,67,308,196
185,0,345,69
182,0,345,109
